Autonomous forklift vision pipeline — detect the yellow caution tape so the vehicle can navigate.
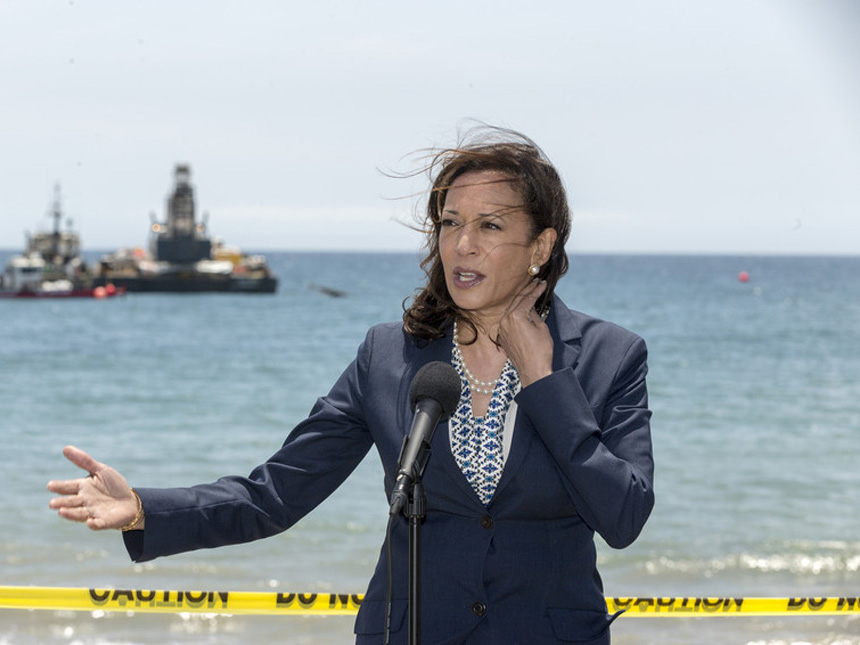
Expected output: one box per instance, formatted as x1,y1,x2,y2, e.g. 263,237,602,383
1,587,859,617
0,587,361,615
607,596,860,616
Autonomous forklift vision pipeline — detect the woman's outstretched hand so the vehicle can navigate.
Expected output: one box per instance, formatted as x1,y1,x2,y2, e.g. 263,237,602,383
47,446,142,531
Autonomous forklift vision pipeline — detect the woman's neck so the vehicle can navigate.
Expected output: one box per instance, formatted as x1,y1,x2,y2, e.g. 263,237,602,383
454,320,508,375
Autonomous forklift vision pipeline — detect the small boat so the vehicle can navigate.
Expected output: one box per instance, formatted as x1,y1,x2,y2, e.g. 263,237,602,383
93,165,278,293
0,186,125,299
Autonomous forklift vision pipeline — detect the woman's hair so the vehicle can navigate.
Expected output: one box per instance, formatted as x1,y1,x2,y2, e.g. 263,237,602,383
403,126,571,340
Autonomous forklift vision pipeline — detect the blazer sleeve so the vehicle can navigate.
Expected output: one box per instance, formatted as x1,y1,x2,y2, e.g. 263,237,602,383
124,332,376,562
514,334,654,549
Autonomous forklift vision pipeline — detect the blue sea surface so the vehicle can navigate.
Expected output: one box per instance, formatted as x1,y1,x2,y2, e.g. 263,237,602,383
1,251,859,644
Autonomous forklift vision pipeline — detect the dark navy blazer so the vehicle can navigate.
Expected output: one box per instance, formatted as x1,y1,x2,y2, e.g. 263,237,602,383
125,295,655,644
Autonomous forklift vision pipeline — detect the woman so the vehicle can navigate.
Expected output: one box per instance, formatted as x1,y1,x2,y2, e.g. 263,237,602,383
48,127,654,644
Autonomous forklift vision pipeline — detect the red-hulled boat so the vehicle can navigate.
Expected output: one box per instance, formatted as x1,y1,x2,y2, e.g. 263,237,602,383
1,186,125,300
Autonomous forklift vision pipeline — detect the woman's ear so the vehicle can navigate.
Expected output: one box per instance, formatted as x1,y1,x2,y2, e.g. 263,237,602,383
533,227,558,266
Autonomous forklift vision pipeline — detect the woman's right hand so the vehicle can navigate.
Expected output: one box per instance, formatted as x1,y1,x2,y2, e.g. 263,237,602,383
47,446,143,531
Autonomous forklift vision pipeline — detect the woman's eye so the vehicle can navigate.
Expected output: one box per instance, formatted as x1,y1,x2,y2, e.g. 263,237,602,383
481,220,501,231
440,218,460,228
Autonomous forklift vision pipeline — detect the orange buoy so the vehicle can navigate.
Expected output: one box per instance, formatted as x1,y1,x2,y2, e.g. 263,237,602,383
738,271,750,283
93,286,107,299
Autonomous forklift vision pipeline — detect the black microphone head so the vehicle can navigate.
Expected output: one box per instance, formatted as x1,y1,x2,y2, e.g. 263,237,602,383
408,361,462,419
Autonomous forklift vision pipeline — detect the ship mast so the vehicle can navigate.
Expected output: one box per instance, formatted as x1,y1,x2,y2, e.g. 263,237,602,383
50,184,62,262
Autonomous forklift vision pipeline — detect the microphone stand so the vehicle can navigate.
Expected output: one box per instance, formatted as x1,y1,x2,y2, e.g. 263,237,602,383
390,362,461,645
391,432,433,645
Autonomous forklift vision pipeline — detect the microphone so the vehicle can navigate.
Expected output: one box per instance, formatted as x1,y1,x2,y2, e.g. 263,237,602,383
389,361,461,516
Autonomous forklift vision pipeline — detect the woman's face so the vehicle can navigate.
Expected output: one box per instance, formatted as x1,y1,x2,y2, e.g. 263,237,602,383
438,170,554,325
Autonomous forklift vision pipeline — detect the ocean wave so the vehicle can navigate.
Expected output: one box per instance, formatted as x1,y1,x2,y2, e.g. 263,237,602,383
639,541,860,577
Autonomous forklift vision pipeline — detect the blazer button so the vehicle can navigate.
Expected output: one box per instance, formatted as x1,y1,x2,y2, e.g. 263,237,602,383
471,601,487,617
480,515,494,530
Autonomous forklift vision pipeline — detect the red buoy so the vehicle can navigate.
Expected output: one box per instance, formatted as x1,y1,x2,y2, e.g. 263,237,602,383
738,271,750,283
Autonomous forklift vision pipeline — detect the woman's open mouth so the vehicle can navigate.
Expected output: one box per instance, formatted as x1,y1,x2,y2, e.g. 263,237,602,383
452,267,485,288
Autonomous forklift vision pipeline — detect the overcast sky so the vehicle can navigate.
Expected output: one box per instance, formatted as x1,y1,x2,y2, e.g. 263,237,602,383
2,0,858,254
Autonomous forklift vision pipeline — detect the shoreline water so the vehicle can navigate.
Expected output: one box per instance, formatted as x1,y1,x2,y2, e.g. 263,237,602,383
3,252,859,644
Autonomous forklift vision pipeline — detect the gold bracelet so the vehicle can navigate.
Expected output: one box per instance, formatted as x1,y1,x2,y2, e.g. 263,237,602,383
120,488,144,532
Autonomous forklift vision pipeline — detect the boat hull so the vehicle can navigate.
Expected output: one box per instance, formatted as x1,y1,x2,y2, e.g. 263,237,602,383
0,286,126,299
92,275,277,294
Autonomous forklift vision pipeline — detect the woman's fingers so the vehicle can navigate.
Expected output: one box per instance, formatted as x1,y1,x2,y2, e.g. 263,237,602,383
502,280,547,331
523,280,547,322
62,445,105,475
506,279,547,327
504,278,542,315
46,478,83,495
520,278,546,307
48,491,83,508
57,506,91,523
498,280,553,387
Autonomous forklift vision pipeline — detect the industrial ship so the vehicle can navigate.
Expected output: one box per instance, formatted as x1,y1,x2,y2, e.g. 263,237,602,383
94,165,277,294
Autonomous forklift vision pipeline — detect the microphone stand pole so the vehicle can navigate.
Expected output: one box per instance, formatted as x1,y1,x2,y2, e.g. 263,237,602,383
406,478,426,645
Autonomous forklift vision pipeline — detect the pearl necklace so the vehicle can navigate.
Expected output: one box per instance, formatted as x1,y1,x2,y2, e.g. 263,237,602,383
452,320,511,395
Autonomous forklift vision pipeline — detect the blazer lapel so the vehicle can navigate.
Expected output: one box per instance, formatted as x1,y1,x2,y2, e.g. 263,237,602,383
491,295,582,503
549,294,583,372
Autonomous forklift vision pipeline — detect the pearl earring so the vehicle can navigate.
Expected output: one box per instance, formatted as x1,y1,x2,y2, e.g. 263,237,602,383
528,264,541,276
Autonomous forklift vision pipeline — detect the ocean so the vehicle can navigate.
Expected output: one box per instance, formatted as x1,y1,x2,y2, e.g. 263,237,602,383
1,251,859,644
